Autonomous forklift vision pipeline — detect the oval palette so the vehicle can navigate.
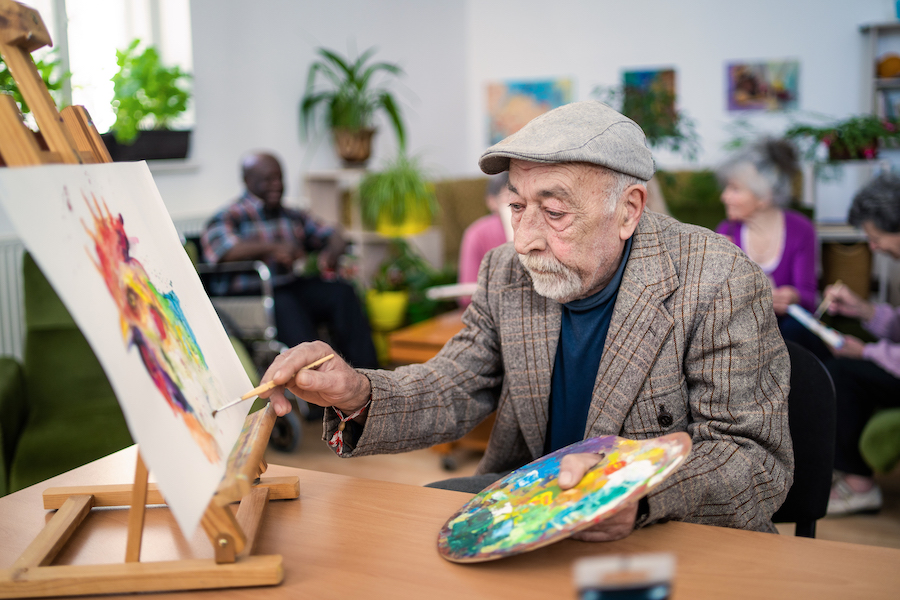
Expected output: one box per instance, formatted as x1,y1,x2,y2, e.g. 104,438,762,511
437,432,691,562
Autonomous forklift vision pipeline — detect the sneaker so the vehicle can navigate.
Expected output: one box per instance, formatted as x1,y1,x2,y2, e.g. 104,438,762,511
827,476,883,516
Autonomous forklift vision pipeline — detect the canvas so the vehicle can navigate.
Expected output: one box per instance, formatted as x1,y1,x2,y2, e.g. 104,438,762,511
0,162,253,535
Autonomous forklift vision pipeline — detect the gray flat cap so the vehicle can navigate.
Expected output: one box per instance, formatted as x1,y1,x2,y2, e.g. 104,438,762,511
479,100,655,180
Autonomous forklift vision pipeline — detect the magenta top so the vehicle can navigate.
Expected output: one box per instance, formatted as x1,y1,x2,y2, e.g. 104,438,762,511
716,209,818,312
458,213,507,307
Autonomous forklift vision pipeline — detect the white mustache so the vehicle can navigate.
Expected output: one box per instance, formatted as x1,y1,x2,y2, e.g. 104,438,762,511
518,252,567,274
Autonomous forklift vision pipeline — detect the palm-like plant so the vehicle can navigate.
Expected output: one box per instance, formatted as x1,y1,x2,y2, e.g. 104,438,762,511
300,47,406,150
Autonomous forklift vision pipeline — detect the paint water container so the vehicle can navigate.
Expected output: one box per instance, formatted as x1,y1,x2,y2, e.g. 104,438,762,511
573,553,675,600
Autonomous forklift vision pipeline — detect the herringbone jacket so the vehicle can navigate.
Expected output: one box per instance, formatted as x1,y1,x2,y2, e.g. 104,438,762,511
330,211,793,532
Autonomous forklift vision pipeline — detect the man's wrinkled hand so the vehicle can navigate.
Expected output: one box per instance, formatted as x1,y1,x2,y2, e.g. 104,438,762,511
558,453,637,542
257,341,371,417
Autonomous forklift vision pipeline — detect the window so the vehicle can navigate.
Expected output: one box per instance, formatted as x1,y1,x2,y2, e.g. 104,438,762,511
23,0,193,134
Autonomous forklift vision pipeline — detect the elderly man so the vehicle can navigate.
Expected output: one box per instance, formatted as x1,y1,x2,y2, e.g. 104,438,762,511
261,102,793,540
201,152,378,369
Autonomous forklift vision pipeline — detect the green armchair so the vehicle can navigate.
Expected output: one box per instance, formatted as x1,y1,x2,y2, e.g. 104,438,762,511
0,253,133,495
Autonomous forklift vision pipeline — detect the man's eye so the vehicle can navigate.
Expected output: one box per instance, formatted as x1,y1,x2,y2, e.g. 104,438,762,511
546,210,565,220
508,203,524,213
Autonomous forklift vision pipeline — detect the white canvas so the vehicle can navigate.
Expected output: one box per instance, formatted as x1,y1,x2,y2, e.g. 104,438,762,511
0,162,253,535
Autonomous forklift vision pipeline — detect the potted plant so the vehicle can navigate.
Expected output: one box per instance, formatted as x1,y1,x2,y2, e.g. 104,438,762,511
784,114,900,161
593,81,700,160
104,39,192,161
357,152,438,236
300,46,406,166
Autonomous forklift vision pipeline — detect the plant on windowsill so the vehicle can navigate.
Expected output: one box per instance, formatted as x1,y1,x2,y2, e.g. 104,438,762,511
103,38,192,161
300,46,406,166
357,152,438,237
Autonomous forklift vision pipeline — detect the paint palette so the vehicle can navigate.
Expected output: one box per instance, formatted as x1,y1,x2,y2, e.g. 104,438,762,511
437,433,691,563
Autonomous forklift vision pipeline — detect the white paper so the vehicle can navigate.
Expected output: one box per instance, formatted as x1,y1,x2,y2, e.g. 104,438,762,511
0,162,253,535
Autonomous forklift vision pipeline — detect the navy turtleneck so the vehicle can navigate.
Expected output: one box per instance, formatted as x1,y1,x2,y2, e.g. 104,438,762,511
544,235,634,454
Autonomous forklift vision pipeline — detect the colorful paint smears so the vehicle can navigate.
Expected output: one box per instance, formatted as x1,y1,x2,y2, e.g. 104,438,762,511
437,433,691,563
82,195,222,462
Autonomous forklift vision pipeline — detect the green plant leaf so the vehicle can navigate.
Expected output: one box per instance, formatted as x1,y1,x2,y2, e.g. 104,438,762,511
110,38,192,143
300,45,406,150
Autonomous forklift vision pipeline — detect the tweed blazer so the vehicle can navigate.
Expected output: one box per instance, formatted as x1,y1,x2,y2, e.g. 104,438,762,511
329,211,793,532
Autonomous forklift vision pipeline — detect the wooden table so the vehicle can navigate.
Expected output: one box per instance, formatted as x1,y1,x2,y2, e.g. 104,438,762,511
2,446,899,599
387,308,465,364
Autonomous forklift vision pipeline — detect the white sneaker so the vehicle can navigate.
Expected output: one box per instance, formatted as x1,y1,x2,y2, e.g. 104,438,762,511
827,476,883,516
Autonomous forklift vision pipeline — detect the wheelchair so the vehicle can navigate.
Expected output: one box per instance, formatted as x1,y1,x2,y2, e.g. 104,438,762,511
183,236,306,452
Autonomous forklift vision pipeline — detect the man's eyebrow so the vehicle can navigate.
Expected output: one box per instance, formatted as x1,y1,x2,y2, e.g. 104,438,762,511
506,182,573,203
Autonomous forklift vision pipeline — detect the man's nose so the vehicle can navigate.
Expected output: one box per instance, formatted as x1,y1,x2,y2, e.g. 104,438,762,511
513,207,546,254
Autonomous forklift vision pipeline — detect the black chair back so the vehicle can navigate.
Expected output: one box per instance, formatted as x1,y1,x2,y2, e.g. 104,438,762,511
772,341,837,537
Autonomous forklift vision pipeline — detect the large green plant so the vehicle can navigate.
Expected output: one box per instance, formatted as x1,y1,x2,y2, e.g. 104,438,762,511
593,84,700,161
358,152,437,231
300,46,406,149
0,50,69,115
110,39,191,143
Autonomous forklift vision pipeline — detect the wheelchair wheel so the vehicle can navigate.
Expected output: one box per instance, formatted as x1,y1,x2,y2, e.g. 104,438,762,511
269,411,302,452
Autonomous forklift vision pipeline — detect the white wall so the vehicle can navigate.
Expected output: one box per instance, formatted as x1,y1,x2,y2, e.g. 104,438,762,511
465,0,896,171
2,0,898,236
167,0,469,218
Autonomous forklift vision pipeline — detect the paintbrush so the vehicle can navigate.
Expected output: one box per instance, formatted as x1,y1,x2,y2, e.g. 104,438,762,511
211,353,335,417
813,279,843,320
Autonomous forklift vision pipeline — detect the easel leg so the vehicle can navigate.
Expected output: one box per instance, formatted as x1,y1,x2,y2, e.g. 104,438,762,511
11,495,93,569
236,486,271,558
124,452,149,563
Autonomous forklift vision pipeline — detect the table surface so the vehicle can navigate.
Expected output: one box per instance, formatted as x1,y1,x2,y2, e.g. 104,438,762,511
2,446,899,599
388,308,465,364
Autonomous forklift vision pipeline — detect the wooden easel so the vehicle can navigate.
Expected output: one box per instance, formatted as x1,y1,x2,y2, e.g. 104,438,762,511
0,1,299,595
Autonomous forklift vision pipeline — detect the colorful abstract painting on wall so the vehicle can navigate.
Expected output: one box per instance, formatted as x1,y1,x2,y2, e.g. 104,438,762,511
727,60,799,112
83,195,220,462
0,162,253,536
437,433,691,563
487,78,573,144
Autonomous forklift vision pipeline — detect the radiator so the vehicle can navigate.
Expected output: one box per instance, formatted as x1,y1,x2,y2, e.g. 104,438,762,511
0,216,209,361
0,235,26,360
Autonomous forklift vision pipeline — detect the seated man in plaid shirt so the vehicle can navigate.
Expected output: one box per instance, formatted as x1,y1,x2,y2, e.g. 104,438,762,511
201,151,378,369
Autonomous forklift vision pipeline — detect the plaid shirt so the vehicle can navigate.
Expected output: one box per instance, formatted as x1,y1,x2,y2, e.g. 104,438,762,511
201,191,334,291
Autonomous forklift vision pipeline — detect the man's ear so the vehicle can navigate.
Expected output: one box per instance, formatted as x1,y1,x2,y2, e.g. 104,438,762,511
618,184,647,241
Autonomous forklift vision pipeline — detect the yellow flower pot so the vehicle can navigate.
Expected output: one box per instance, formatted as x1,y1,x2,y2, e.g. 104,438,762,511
374,207,432,237
365,289,409,332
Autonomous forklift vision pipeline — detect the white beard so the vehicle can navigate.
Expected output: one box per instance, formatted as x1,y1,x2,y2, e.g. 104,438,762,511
517,252,583,302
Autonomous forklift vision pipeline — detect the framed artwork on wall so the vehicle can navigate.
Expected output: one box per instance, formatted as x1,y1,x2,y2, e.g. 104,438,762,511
486,78,573,144
726,60,799,112
622,68,678,134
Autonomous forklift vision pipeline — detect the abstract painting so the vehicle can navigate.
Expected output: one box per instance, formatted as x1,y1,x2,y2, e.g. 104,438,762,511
487,78,573,144
437,433,691,563
726,59,799,112
0,163,253,535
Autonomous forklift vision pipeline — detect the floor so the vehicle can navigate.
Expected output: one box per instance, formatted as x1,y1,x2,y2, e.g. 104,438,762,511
266,419,900,550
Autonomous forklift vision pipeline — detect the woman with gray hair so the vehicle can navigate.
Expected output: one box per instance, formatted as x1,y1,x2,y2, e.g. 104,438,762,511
716,138,821,350
820,171,900,516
